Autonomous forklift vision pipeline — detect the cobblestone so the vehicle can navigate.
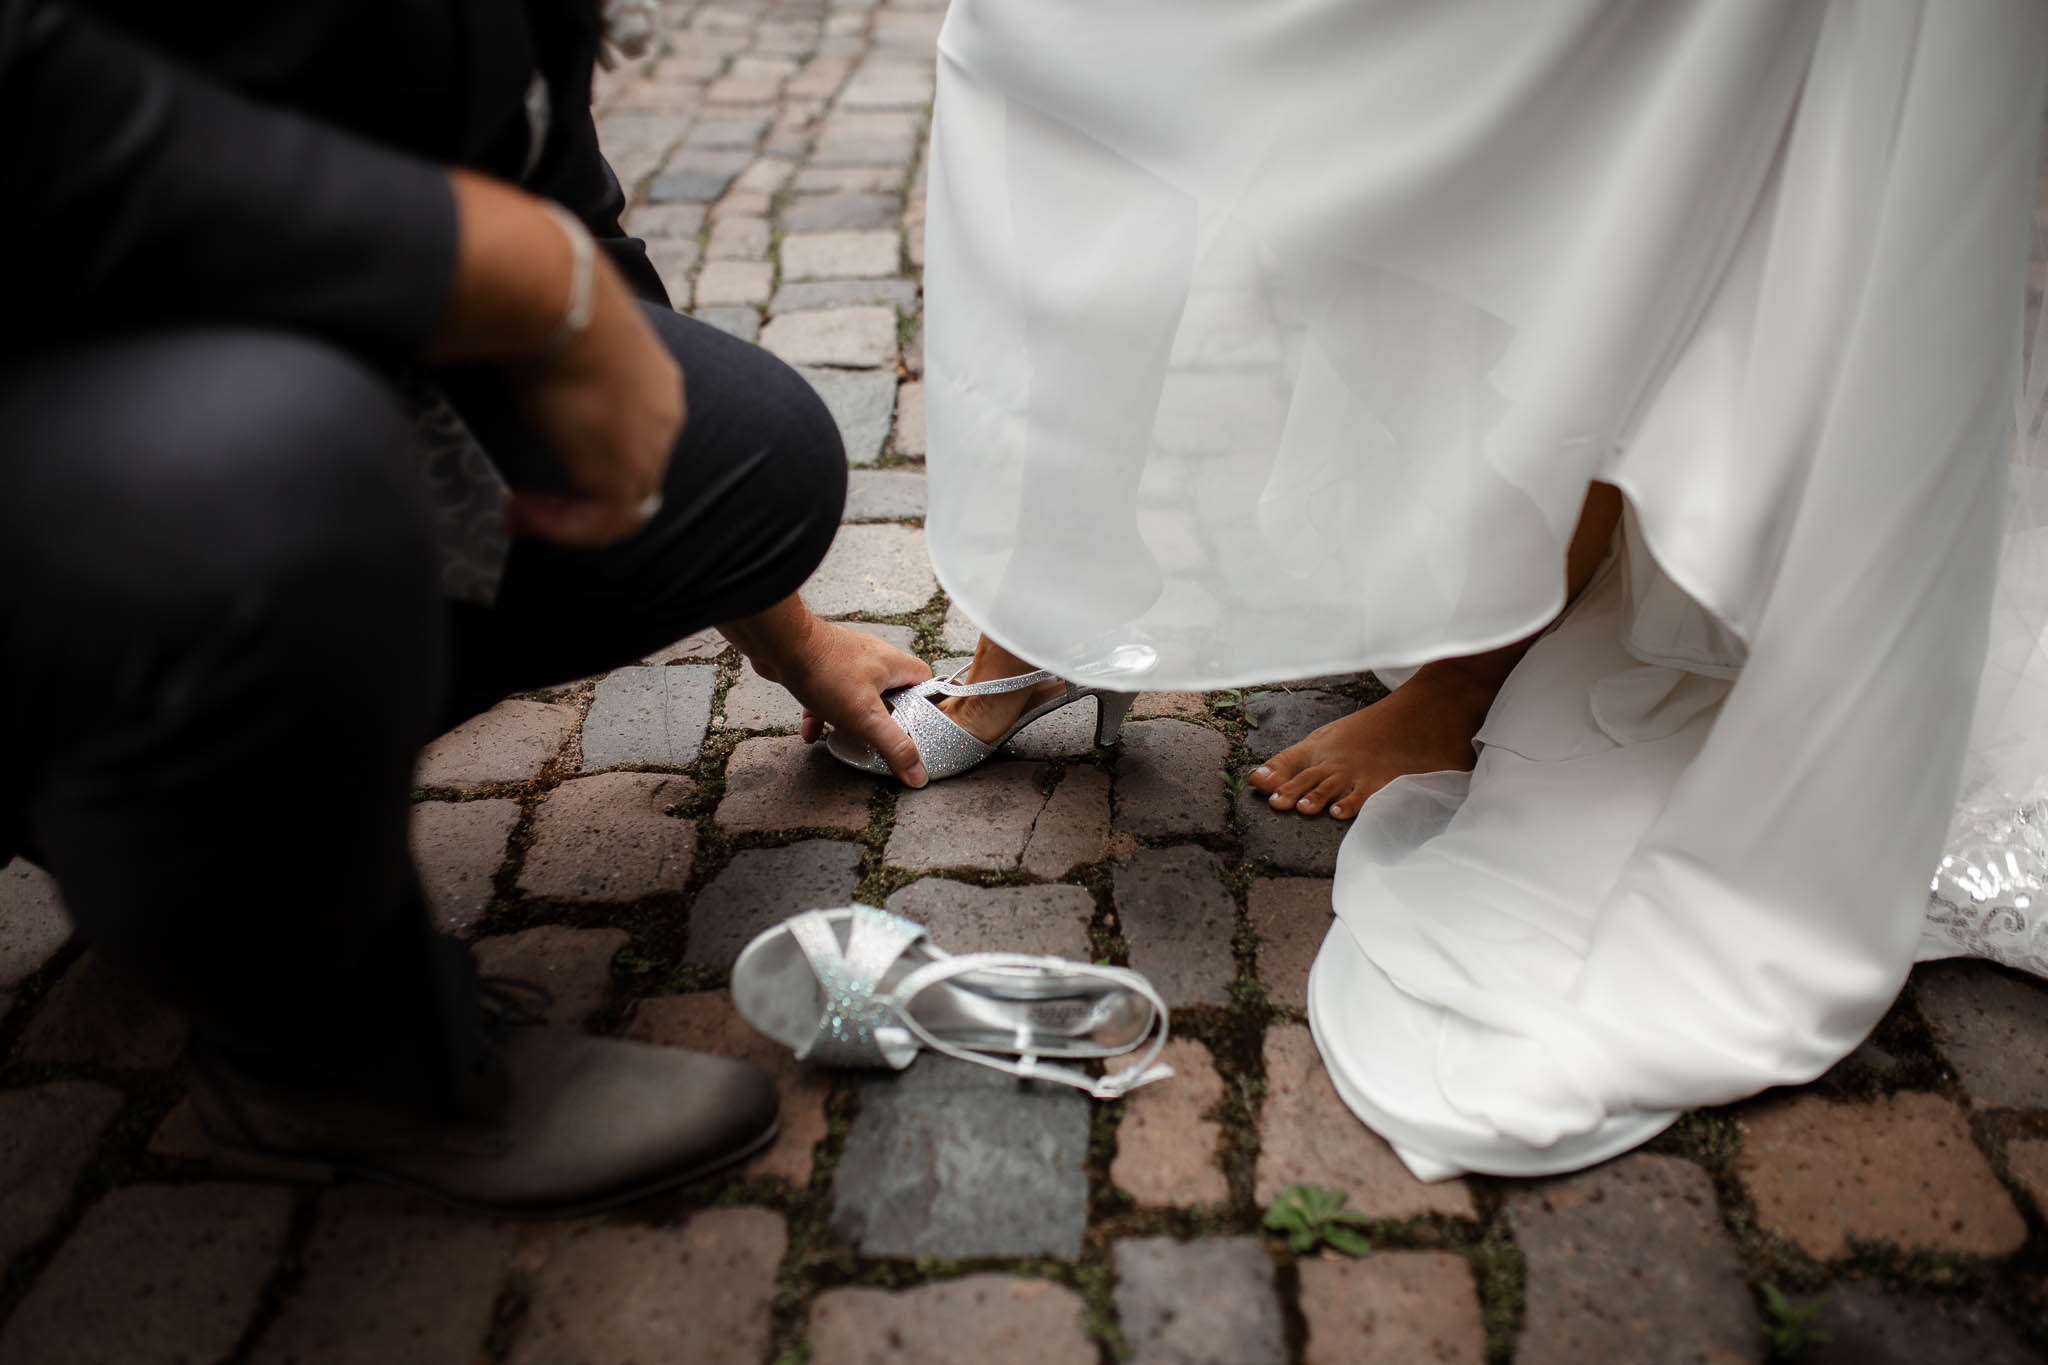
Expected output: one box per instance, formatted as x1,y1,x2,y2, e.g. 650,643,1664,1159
250,1189,515,1365
685,839,864,969
471,926,628,1028
1114,846,1238,1007
1112,1038,1230,1206
18,952,185,1068
886,761,1052,870
781,230,901,279
692,305,761,342
643,628,729,665
1298,1253,1486,1365
764,306,901,368
782,191,899,231
792,164,909,194
580,664,716,769
1258,1025,1475,1218
510,1209,785,1365
1245,689,1351,758
719,656,805,730
0,859,70,987
627,990,830,1182
1806,1284,2045,1365
808,1276,1095,1365
895,377,926,456
1915,960,2048,1108
940,600,980,652
844,468,926,520
717,734,873,831
1022,764,1112,877
1239,789,1348,875
624,201,706,238
772,275,919,312
1249,877,1333,1010
883,879,1096,958
515,773,696,902
2004,1135,2048,1213
1115,720,1230,835
833,1056,1091,1259
410,798,519,934
417,698,577,789
0,1184,292,1365
1736,1091,2026,1259
801,521,936,615
0,1081,124,1266
796,364,897,464
1115,1237,1286,1365
1506,1155,1759,1365
645,238,702,294
694,258,774,305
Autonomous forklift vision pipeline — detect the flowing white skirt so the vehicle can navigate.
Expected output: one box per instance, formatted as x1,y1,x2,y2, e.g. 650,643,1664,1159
923,0,2048,1177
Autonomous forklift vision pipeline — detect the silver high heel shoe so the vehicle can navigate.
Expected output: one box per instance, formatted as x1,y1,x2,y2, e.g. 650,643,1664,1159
826,666,1137,782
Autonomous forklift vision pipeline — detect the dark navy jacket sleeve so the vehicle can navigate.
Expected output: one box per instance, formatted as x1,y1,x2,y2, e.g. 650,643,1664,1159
1,0,459,358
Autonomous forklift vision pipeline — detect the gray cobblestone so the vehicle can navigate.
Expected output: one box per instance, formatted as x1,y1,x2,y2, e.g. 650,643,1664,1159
1115,719,1230,836
716,734,873,832
1239,789,1348,875
685,839,865,970
781,230,901,279
1245,689,1351,758
691,305,761,342
772,276,919,313
833,1057,1091,1259
844,468,927,520
883,879,1095,958
797,364,897,466
1114,1237,1286,1365
782,191,899,232
580,665,715,769
0,859,70,988
694,259,774,305
1114,847,1237,1007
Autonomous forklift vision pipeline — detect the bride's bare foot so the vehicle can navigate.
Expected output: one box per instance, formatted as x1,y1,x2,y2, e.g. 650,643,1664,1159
1246,665,1500,819
936,635,1067,745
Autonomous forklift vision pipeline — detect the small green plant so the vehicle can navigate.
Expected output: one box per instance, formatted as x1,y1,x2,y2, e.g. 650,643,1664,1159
1222,769,1249,796
1759,1283,1832,1359
1241,688,1274,727
1212,690,1242,713
1263,1183,1372,1255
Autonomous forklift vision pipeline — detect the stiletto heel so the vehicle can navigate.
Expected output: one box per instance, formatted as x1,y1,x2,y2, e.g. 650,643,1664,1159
826,666,1140,782
1093,691,1135,745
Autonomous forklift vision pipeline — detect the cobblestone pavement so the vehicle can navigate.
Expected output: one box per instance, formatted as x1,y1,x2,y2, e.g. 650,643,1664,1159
5,2,2048,1362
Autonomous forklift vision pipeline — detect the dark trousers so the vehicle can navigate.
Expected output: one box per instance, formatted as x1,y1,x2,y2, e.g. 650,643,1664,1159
0,306,845,1107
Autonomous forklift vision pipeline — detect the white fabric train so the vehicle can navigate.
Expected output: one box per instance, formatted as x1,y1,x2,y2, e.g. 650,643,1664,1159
923,0,2048,1177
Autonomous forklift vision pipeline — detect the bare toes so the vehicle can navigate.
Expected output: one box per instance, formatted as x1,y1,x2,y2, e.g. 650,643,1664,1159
1248,750,1307,794
1294,772,1350,815
1270,763,1335,807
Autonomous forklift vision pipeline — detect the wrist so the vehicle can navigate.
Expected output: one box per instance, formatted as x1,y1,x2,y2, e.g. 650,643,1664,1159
429,171,588,363
719,594,820,687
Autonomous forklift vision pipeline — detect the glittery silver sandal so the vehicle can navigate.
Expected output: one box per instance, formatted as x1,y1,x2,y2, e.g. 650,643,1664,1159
731,906,1173,1098
825,667,1137,782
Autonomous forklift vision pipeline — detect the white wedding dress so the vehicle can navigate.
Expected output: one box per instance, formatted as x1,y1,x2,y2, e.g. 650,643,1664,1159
921,0,2048,1178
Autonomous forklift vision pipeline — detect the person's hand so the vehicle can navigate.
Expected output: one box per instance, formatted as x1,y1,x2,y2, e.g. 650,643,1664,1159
429,170,684,547
720,596,934,786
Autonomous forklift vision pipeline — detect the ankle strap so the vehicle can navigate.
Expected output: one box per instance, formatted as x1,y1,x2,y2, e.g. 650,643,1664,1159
887,953,1174,1100
914,667,1064,699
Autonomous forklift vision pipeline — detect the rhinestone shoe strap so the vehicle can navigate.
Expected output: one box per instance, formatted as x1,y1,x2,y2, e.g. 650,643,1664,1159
911,666,1063,699
785,908,926,1069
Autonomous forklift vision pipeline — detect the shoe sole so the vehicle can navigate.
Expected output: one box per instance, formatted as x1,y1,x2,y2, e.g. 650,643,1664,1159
206,1118,782,1220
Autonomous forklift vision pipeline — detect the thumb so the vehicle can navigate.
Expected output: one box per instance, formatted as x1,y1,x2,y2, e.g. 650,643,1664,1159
853,701,928,788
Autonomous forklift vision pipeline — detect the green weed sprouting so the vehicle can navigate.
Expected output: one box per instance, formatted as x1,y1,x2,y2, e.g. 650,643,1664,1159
1263,1183,1372,1256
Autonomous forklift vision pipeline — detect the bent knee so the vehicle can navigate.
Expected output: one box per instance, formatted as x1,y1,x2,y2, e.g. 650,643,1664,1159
8,329,435,611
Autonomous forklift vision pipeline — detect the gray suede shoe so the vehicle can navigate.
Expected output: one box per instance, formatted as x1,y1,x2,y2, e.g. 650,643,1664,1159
188,1024,779,1218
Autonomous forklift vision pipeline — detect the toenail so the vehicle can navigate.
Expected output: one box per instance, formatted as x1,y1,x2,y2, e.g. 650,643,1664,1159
1252,766,1272,781
1296,798,1314,811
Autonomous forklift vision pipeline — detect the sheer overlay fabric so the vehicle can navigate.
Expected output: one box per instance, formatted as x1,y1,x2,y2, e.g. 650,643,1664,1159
923,0,2048,1176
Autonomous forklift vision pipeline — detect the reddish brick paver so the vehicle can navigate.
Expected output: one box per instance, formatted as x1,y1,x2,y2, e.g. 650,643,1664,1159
1112,1038,1230,1206
1115,846,1239,1008
0,860,70,988
0,1082,124,1265
17,953,185,1069
1248,876,1333,1011
883,879,1095,959
415,699,577,790
1298,1252,1485,1365
1257,1025,1475,1219
516,772,696,901
409,798,520,934
808,1275,1093,1365
249,1189,517,1365
508,1209,784,1365
1115,721,1231,836
1736,1091,2027,1259
716,734,872,832
0,1184,292,1365
1507,1155,1759,1365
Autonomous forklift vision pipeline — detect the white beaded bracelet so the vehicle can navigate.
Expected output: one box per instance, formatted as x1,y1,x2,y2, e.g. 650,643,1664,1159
536,201,597,358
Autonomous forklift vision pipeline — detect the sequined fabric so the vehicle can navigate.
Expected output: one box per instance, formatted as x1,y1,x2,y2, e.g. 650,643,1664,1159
826,680,996,778
785,907,927,1069
1923,783,2048,975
